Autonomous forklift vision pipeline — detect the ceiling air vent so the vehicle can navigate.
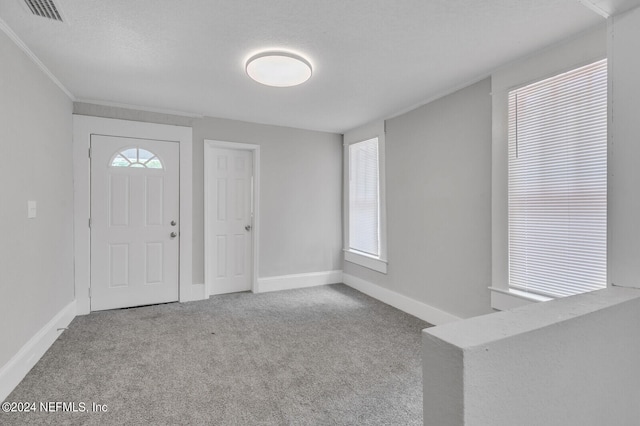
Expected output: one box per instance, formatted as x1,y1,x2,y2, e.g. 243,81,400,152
24,0,63,22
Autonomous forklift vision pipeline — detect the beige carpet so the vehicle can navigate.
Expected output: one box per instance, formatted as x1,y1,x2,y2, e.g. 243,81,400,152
3,284,431,425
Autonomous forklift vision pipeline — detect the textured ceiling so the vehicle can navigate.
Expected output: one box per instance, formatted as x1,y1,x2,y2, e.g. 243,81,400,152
0,0,638,133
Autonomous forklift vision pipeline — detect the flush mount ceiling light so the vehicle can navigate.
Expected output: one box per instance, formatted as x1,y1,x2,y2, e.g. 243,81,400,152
246,51,312,87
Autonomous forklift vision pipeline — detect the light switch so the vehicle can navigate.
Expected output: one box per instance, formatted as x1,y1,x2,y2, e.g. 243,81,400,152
28,201,37,218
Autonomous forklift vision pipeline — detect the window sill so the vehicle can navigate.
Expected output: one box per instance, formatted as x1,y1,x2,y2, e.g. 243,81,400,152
489,286,552,311
344,250,387,274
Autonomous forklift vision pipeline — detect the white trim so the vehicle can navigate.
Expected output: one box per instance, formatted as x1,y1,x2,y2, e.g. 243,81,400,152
75,98,204,119
256,270,343,293
344,250,387,274
0,17,75,101
0,301,76,402
342,273,461,325
73,116,195,315
178,130,194,304
187,283,207,302
489,286,551,311
204,140,260,296
577,0,610,18
205,140,261,151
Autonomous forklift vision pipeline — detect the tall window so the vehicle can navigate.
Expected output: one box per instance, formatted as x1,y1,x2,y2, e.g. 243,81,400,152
508,59,607,298
349,137,380,257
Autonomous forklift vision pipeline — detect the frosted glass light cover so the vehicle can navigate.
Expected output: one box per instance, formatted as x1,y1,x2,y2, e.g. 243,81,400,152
246,52,312,87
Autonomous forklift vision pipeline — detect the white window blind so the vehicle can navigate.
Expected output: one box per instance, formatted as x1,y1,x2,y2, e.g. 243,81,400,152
508,59,607,298
349,137,380,256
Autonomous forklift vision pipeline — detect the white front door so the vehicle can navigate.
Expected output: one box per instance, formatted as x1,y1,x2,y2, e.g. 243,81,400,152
90,135,180,311
207,147,253,295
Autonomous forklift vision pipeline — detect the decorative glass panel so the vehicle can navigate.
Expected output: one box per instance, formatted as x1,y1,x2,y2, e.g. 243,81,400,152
110,147,163,169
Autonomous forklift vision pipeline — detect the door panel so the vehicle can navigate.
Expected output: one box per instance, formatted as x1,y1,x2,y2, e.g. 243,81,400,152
146,176,164,226
109,244,129,287
109,175,130,226
207,147,253,295
91,135,179,311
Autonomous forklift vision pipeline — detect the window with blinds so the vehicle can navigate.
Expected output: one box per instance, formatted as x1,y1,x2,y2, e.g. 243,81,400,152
508,59,607,298
349,137,380,257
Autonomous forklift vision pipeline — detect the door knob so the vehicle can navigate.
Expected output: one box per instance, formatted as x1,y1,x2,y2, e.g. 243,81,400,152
171,220,177,226
170,232,177,238
245,225,252,231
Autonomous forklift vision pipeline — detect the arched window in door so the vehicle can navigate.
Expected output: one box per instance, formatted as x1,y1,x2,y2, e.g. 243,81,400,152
110,147,163,169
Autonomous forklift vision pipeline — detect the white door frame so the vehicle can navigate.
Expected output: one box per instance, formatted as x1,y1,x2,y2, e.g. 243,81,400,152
204,140,260,295
73,115,195,315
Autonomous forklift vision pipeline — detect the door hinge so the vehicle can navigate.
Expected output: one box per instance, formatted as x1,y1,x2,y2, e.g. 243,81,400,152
88,287,91,298
88,147,91,158
88,218,91,227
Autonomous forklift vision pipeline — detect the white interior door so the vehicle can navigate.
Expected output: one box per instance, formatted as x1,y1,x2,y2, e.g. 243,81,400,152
90,135,179,311
207,147,253,295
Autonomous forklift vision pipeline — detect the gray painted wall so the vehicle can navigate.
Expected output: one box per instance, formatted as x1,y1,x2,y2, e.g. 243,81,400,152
0,31,74,367
72,104,343,283
344,78,493,319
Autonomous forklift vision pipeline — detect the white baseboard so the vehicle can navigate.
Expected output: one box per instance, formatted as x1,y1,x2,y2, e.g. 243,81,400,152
0,300,76,402
342,273,461,325
256,270,343,293
186,283,206,302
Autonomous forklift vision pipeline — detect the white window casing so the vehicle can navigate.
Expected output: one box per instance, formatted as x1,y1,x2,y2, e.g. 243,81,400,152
490,26,607,311
344,132,387,274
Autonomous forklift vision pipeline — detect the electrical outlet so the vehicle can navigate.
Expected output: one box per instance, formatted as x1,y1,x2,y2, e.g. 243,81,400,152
28,201,37,218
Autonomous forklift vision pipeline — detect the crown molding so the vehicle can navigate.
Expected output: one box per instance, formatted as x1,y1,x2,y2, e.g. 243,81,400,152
0,17,75,101
577,0,610,18
75,98,204,119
